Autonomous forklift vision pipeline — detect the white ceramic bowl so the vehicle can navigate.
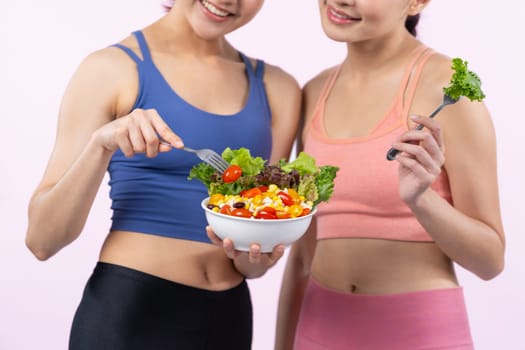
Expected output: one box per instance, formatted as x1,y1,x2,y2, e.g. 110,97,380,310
201,198,316,253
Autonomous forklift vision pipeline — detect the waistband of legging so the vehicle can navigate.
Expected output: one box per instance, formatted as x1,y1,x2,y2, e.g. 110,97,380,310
93,261,247,297
309,275,463,300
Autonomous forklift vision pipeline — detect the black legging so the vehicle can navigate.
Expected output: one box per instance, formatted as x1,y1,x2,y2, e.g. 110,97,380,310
69,262,252,350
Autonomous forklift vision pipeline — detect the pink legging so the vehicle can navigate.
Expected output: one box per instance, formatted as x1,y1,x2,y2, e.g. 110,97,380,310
294,278,474,350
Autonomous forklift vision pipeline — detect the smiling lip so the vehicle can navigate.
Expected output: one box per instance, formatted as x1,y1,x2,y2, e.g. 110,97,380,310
326,5,361,25
199,0,234,22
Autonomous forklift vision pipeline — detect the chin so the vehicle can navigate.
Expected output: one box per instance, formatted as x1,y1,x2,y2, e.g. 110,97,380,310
321,27,350,44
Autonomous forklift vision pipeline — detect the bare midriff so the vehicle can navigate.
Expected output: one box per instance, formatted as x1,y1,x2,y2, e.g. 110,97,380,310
98,230,244,291
311,238,458,294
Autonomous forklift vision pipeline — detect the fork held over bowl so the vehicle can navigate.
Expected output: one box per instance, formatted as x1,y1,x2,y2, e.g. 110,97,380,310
386,94,459,161
159,140,229,173
183,147,229,173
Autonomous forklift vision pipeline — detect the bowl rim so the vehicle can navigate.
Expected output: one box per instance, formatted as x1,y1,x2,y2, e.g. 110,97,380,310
201,197,316,223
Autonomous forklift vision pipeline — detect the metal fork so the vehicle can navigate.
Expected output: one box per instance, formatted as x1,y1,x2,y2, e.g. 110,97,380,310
159,140,229,172
386,94,459,161
182,147,229,173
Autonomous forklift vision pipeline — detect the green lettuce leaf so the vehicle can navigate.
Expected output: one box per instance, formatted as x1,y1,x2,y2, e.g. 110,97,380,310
443,57,486,101
315,166,339,206
280,152,318,175
187,163,216,187
222,147,266,176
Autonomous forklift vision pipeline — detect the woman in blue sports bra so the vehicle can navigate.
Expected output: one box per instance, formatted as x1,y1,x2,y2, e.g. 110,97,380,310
25,1,301,349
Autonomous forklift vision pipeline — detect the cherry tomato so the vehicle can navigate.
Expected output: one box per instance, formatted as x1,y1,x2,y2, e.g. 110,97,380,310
260,206,276,214
219,204,232,215
255,206,277,219
258,185,269,193
243,187,262,198
277,191,294,206
300,208,311,217
255,209,277,220
222,165,242,183
231,208,253,218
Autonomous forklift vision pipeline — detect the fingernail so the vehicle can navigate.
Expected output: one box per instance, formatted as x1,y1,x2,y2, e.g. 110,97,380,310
410,115,419,120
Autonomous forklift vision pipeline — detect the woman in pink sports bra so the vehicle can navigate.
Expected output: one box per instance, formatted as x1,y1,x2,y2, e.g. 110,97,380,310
275,1,505,349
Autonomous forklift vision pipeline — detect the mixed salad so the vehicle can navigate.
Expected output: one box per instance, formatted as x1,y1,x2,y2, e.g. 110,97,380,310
188,148,339,220
443,57,485,101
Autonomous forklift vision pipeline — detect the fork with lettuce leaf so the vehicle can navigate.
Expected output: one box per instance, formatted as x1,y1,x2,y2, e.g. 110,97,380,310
386,57,486,160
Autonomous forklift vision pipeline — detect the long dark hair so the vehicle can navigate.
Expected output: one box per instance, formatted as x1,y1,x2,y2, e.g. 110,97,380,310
405,14,420,37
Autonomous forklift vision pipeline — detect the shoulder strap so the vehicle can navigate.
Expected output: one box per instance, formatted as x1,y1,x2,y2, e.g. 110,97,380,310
238,52,256,78
110,30,152,65
237,52,271,118
305,65,343,137
254,59,265,78
400,47,435,114
131,30,153,63
238,52,265,80
111,43,142,64
317,65,342,104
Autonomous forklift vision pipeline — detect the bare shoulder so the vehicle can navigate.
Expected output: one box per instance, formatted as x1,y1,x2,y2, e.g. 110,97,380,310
425,52,455,82
302,65,339,124
245,59,302,163
65,40,141,118
411,51,486,129
416,52,455,103
77,43,136,80
262,61,301,95
54,36,143,152
297,66,339,148
258,61,302,121
419,51,495,171
419,51,492,129
303,66,338,102
67,47,132,97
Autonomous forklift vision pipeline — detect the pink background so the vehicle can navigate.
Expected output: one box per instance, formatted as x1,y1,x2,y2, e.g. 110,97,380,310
2,1,523,349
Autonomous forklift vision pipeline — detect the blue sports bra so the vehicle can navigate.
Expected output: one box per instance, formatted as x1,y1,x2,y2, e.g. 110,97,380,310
107,31,272,243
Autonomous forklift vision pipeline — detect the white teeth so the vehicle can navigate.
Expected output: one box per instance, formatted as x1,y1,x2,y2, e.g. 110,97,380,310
201,0,230,17
330,8,350,20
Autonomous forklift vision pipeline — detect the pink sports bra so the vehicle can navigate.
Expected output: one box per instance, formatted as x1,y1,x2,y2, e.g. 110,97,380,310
304,47,452,242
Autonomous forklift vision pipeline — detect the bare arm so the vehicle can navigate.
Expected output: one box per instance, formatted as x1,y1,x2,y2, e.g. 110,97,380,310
274,220,317,350
275,75,324,349
26,48,182,260
440,100,505,279
264,63,302,164
392,57,505,280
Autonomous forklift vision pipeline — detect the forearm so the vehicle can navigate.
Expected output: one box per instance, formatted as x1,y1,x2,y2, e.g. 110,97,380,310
26,136,113,260
409,190,505,280
274,255,310,350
